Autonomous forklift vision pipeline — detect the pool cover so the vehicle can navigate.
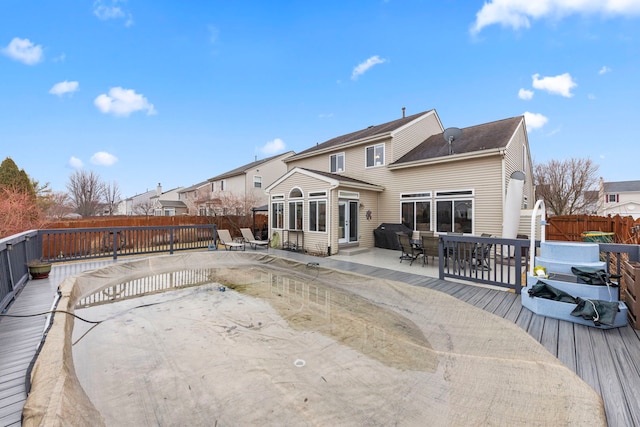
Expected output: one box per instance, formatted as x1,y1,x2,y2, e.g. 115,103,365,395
23,252,606,426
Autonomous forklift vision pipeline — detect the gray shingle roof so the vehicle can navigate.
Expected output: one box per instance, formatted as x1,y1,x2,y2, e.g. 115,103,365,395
303,168,381,188
157,200,187,208
604,180,640,192
209,151,294,181
289,110,434,159
392,116,522,165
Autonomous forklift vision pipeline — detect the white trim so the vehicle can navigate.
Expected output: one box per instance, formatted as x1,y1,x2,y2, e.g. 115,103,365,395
330,152,345,173
365,143,385,168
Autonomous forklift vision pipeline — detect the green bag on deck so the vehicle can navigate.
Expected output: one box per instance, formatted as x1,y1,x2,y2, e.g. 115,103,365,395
570,266,618,286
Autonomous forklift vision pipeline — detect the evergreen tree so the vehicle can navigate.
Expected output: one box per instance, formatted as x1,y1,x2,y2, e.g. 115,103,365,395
0,157,35,197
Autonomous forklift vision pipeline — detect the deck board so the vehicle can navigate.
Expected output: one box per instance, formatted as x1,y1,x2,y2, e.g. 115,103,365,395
0,252,638,426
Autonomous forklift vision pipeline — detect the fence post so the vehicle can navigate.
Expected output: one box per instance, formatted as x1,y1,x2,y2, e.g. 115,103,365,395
169,228,175,254
112,229,118,260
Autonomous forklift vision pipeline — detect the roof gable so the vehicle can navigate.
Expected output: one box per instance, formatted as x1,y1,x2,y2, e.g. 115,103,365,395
392,116,522,165
265,167,384,193
288,110,434,160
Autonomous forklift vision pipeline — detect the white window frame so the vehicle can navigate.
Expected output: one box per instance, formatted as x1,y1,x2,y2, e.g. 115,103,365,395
253,175,262,188
435,189,474,234
309,199,327,232
366,143,385,168
330,152,345,173
271,199,284,229
288,187,304,230
400,192,432,231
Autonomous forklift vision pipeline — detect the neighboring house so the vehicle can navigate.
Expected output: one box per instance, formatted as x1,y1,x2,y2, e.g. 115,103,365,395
597,178,640,219
265,109,535,255
204,151,295,215
179,181,213,216
117,189,158,215
150,183,188,216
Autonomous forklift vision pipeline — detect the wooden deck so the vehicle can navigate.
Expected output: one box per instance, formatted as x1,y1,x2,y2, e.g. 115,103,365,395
1,251,639,426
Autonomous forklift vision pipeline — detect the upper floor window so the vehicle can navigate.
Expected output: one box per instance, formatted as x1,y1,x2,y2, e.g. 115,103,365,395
366,143,384,167
253,175,262,188
330,153,345,173
220,180,225,191
608,194,618,203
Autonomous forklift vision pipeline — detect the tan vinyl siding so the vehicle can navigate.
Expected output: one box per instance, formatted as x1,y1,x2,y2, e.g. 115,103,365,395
269,171,332,254
385,156,504,236
391,112,442,162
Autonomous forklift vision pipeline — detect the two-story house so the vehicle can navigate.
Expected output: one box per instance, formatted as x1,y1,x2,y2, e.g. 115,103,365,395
117,188,160,216
265,109,534,255
179,181,214,216
205,151,295,215
150,183,188,216
597,178,640,219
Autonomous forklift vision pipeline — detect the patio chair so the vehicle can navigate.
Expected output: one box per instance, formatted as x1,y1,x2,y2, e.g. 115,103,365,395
397,233,423,266
469,233,493,271
421,233,439,265
217,229,245,251
240,227,269,250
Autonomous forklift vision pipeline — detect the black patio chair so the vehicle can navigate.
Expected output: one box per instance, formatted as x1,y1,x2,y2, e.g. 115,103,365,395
472,233,493,271
397,233,423,266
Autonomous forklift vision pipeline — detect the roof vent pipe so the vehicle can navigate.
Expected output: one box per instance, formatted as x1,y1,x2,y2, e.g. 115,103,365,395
402,107,406,118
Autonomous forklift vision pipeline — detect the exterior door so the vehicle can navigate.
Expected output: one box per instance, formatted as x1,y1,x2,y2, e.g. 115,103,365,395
338,200,359,244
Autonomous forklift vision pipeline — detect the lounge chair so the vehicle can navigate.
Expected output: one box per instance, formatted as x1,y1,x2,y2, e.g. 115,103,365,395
217,229,245,251
240,228,269,250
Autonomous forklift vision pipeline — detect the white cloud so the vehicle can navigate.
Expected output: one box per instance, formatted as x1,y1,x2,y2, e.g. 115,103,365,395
518,88,534,100
49,81,79,97
532,73,576,97
523,111,548,130
598,66,612,75
94,87,156,117
69,156,84,168
93,0,134,26
1,37,43,65
208,25,220,44
471,0,640,34
261,138,286,155
351,55,387,80
318,113,334,119
90,151,118,166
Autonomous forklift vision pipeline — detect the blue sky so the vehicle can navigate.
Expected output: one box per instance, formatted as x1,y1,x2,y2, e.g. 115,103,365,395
2,0,639,198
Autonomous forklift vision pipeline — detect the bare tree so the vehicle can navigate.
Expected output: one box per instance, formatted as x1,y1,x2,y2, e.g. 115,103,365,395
44,191,75,219
66,170,106,217
534,158,599,216
103,181,122,215
211,191,261,216
133,200,155,216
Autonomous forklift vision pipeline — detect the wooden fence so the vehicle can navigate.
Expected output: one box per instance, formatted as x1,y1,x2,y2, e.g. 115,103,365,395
546,214,640,245
45,214,268,239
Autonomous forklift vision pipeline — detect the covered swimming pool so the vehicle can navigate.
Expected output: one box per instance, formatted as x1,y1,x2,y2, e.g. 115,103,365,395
23,252,605,426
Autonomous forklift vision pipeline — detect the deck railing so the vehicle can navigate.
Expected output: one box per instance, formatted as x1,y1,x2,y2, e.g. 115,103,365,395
0,225,217,312
2,226,639,312
439,234,640,294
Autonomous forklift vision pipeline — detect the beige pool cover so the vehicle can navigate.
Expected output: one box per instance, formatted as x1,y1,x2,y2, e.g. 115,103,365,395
23,252,606,426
